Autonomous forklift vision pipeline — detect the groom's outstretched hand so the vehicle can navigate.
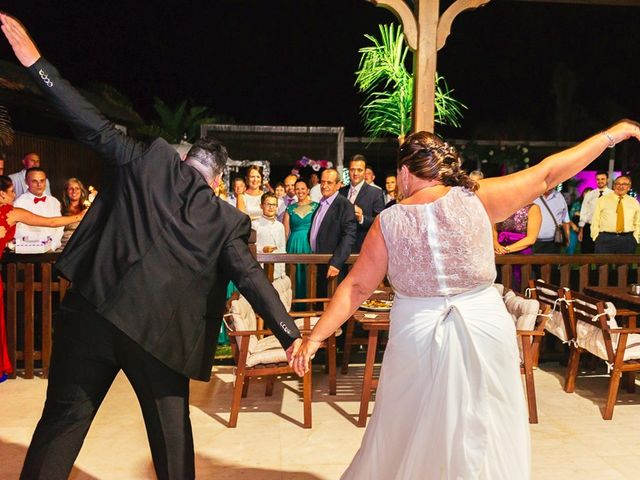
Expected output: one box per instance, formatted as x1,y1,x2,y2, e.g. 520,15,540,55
1,13,41,67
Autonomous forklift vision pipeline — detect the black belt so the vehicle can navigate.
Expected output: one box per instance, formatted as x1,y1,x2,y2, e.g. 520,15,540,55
601,231,633,236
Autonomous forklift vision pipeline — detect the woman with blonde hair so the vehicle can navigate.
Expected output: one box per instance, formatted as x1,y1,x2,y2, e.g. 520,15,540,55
60,177,89,249
293,121,640,479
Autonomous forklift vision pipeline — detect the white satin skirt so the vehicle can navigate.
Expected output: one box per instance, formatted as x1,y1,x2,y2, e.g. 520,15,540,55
341,286,531,480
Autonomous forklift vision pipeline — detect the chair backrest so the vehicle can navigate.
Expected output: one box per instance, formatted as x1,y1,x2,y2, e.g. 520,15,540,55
562,290,618,362
528,279,574,342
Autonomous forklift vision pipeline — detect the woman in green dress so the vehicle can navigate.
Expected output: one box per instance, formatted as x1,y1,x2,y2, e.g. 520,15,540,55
283,178,319,302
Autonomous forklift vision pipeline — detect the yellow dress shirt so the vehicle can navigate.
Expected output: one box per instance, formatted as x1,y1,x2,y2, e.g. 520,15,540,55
591,193,640,242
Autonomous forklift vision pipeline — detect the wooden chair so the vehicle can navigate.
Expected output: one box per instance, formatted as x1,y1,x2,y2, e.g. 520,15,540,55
561,290,640,419
224,291,312,428
501,287,550,423
223,276,340,428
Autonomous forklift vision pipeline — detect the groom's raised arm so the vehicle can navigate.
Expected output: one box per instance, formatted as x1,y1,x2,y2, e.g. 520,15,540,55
1,13,145,168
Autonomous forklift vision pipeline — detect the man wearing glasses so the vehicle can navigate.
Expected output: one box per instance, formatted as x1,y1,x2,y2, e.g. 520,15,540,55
591,175,640,253
253,192,287,279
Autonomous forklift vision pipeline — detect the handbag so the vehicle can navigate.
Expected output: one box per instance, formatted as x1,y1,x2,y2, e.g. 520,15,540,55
540,196,566,245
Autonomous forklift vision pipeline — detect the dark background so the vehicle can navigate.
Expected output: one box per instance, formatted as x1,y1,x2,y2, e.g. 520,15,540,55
1,0,639,140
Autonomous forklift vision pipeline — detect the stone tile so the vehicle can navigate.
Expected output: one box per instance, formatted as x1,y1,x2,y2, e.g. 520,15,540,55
2,363,639,479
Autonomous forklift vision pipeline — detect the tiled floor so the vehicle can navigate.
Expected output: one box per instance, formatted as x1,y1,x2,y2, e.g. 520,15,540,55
1,363,639,479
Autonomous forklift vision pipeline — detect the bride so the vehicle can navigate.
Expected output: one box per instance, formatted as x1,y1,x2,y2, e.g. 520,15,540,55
292,121,640,479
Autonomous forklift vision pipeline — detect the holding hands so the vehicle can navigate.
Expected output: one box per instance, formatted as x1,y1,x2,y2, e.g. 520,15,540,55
291,336,322,377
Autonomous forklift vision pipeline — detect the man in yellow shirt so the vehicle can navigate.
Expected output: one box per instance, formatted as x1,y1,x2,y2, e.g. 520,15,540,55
591,175,640,253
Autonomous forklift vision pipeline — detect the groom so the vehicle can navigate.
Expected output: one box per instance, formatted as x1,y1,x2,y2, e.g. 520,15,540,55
1,14,301,480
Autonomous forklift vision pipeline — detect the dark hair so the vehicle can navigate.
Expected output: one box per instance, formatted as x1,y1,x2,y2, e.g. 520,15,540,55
295,178,309,189
0,175,13,192
397,131,477,192
350,156,368,169
184,136,228,184
275,181,285,189
261,192,277,204
26,166,46,179
62,177,89,215
232,176,246,185
596,171,609,178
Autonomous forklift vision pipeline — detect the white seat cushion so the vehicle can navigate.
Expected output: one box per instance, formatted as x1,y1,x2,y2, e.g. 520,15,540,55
503,290,540,360
545,310,569,342
574,301,640,361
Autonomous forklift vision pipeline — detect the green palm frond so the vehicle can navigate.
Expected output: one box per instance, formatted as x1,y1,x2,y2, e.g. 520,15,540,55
355,23,466,139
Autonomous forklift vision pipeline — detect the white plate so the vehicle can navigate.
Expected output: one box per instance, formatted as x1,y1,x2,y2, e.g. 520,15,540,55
360,301,392,312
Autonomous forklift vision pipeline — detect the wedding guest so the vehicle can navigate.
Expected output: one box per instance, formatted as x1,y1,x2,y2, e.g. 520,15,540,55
8,152,51,197
252,192,286,279
237,165,265,220
591,175,640,254
578,171,612,253
0,175,84,382
384,174,397,205
294,121,640,479
533,188,570,253
274,182,286,200
277,174,298,221
339,155,384,252
567,187,592,254
494,203,542,289
14,167,64,251
309,169,356,297
283,179,319,300
60,177,89,249
365,166,382,190
227,177,246,207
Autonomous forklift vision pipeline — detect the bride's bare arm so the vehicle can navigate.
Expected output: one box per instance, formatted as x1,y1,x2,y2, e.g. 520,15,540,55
292,217,388,376
476,120,640,223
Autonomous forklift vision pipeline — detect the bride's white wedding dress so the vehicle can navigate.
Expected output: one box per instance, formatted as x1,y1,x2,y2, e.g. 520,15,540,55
341,187,530,480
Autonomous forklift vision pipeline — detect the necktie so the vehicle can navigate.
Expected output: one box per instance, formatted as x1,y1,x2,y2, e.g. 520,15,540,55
34,196,47,204
599,190,603,197
616,196,625,233
348,187,357,204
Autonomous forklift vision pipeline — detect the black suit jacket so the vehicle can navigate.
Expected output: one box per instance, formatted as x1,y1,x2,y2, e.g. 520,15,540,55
309,194,356,271
29,58,300,381
339,182,384,252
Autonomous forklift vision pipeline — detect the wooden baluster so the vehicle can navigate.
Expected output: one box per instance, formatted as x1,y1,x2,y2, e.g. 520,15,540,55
6,264,17,379
41,263,53,378
23,263,35,379
579,264,590,293
617,264,629,287
598,264,609,287
560,264,570,288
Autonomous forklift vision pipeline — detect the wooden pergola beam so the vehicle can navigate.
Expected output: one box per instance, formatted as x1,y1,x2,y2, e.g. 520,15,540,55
510,0,640,6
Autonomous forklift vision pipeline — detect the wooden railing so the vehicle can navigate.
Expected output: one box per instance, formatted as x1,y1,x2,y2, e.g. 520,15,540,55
2,252,639,378
1,252,69,379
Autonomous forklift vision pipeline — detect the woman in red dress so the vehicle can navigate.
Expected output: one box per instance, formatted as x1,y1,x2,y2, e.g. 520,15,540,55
0,175,85,382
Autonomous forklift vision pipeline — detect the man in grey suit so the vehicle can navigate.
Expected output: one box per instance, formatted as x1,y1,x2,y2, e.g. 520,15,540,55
339,155,385,252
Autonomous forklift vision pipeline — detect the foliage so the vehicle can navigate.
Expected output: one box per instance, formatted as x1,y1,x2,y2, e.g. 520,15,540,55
0,105,15,147
355,23,465,140
137,97,221,144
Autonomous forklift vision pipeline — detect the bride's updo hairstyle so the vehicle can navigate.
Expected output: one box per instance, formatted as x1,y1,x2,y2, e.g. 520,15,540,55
397,131,478,192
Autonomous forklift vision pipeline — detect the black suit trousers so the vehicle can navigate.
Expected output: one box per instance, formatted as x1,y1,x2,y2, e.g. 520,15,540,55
21,293,194,480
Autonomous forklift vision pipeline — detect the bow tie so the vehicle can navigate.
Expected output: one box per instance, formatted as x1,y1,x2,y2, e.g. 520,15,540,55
34,196,47,204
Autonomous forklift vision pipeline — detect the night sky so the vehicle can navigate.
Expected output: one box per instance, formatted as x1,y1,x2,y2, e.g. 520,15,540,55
1,0,639,139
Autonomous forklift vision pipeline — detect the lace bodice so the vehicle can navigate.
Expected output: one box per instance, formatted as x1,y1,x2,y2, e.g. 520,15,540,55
379,187,496,297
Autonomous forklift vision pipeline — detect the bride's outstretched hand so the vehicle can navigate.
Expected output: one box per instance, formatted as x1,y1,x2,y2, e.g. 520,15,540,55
292,337,322,377
604,119,640,145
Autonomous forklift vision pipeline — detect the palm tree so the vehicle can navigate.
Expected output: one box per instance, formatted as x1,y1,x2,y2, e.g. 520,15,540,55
355,23,465,143
0,105,15,149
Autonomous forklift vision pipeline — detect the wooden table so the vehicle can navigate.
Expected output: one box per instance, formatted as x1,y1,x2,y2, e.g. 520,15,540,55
583,286,640,328
351,309,390,427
